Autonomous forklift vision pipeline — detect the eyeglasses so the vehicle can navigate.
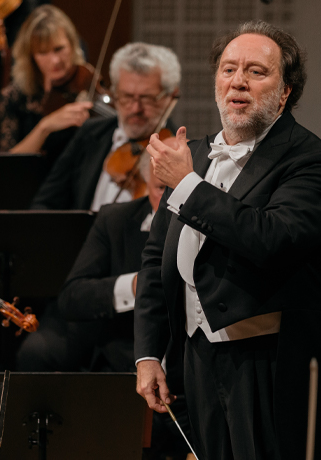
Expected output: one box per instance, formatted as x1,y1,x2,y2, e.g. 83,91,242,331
114,89,167,107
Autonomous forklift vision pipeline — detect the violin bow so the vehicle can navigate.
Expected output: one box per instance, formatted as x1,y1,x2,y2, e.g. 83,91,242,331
153,95,179,135
87,0,123,103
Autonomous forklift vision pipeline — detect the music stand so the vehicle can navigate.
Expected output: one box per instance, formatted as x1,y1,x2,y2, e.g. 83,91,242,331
0,210,96,299
0,372,149,459
0,154,47,210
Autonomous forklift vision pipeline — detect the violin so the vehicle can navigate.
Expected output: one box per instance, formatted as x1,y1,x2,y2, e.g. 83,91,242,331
105,96,179,201
105,128,173,200
42,63,115,118
0,297,39,336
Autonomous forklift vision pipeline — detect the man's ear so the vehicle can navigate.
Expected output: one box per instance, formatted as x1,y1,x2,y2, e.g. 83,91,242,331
279,84,292,110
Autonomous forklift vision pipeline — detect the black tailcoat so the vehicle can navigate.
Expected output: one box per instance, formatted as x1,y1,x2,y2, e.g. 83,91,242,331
134,111,321,459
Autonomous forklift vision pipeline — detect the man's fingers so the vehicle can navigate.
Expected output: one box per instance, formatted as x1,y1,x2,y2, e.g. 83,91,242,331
144,391,169,413
157,386,177,406
146,142,158,158
138,383,170,413
176,126,187,146
148,133,167,153
136,360,176,413
162,136,179,150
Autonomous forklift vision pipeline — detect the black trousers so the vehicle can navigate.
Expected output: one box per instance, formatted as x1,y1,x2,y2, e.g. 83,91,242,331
184,328,281,460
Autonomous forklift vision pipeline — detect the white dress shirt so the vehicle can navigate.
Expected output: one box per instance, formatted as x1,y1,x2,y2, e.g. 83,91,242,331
168,122,282,342
113,210,155,313
90,125,132,212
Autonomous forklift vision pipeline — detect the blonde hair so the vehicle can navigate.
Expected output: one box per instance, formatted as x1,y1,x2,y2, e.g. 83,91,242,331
12,4,85,95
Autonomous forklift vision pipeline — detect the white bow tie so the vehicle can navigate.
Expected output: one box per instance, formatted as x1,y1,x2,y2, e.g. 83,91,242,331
209,143,251,162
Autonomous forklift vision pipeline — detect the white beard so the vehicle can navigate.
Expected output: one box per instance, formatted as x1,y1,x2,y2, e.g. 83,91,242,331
215,83,284,143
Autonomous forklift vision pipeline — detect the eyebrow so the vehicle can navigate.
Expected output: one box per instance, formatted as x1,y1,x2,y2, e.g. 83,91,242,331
220,59,270,72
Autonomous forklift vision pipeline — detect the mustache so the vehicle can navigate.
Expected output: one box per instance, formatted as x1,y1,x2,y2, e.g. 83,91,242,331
125,113,148,122
225,92,254,104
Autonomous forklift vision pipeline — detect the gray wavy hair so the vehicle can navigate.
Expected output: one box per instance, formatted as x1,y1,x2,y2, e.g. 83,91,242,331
209,20,307,111
109,42,181,94
12,4,85,95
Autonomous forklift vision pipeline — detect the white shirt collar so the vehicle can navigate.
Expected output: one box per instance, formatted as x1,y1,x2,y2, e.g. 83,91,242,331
111,122,129,152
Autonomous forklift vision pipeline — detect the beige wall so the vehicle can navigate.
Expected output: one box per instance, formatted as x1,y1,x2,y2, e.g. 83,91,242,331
133,0,321,139
292,0,321,137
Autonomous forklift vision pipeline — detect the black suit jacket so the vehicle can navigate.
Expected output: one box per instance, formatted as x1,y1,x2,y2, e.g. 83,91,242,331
31,116,178,210
58,196,152,371
134,111,321,459
31,116,118,210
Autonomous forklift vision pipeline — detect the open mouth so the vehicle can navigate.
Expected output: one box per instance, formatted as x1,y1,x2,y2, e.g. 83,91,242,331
231,99,248,105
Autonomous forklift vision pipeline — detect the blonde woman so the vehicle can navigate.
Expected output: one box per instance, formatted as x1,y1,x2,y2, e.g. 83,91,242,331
0,4,93,158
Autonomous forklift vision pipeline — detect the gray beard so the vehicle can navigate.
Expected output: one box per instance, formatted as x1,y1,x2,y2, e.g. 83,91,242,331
216,86,283,143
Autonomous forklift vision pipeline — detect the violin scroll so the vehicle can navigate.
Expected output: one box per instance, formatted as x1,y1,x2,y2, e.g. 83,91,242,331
0,297,39,336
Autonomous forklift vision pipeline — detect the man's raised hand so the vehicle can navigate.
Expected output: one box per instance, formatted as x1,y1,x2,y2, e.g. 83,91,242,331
147,126,193,189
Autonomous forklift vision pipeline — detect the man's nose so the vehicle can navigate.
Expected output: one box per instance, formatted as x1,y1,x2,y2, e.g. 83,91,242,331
231,69,249,90
130,97,144,112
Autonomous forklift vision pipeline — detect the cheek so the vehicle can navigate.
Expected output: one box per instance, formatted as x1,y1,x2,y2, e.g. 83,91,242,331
33,56,49,74
215,76,226,91
145,106,164,122
115,105,128,122
63,49,74,66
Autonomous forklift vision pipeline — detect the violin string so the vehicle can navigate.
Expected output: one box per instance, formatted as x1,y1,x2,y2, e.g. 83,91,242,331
88,0,123,102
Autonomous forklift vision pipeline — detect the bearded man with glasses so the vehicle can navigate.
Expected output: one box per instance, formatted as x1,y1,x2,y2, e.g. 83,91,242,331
31,42,181,211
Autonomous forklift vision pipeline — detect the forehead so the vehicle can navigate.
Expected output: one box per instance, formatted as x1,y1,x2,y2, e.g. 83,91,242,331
220,33,282,69
117,68,162,93
31,28,70,54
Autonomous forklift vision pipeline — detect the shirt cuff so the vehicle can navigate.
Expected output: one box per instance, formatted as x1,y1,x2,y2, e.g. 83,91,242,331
114,273,137,313
135,357,161,366
167,172,203,214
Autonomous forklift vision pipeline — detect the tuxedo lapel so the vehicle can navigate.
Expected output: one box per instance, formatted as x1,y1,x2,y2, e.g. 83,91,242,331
162,135,216,295
164,114,296,277
229,111,296,200
191,134,214,178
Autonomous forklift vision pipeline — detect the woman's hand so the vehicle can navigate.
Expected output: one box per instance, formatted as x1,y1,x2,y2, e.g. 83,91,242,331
10,100,93,153
41,101,93,133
